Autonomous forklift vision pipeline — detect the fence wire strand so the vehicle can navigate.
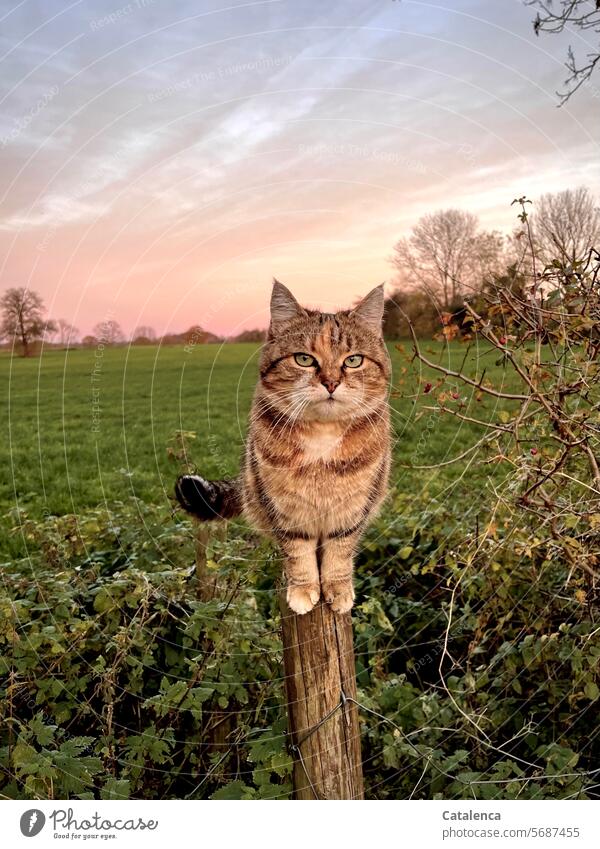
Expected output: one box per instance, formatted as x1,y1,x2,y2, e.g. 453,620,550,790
289,687,600,801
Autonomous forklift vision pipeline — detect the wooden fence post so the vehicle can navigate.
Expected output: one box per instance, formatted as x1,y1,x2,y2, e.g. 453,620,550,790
280,596,364,800
194,522,235,766
194,520,226,601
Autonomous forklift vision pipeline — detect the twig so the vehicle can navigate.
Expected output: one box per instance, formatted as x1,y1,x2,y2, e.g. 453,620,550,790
403,314,528,401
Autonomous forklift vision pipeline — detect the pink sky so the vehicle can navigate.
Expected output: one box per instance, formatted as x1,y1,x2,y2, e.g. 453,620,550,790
1,0,598,337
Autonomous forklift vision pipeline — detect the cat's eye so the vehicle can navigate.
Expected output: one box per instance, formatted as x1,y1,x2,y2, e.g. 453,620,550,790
344,354,364,368
294,352,317,367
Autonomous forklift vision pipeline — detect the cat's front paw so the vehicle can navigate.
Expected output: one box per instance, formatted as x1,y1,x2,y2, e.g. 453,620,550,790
287,584,320,615
322,580,355,614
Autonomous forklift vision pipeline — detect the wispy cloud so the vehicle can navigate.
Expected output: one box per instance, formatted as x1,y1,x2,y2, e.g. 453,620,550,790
0,0,598,335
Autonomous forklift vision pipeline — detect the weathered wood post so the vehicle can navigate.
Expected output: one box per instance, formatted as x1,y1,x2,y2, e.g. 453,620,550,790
194,520,226,601
280,596,364,799
195,522,234,759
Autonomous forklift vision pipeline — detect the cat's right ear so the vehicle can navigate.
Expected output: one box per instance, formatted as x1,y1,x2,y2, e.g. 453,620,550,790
270,279,306,331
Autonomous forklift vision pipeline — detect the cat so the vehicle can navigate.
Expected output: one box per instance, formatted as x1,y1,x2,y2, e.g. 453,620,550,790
175,280,391,615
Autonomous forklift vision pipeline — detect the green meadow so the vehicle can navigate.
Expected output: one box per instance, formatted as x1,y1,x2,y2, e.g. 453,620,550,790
1,340,517,554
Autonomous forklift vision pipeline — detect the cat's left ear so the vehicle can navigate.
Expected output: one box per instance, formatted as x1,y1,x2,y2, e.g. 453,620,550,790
351,284,385,333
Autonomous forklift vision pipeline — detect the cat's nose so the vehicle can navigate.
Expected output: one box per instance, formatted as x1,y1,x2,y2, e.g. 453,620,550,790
321,377,340,395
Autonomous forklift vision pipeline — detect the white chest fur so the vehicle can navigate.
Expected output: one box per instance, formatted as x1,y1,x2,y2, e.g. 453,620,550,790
301,428,343,463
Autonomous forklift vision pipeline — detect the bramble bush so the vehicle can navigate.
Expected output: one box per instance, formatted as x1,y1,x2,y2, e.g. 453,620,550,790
1,501,292,799
1,483,598,799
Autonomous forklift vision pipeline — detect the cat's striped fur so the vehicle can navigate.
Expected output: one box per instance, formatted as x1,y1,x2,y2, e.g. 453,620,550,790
175,280,391,614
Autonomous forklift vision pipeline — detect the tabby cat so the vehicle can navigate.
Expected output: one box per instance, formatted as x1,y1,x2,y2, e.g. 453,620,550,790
175,281,391,614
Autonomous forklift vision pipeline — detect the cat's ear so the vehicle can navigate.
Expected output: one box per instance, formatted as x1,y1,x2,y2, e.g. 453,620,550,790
270,279,306,329
351,284,385,333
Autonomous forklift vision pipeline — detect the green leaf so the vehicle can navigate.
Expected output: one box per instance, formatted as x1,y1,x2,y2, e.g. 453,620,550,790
101,778,131,800
29,715,56,746
211,781,256,800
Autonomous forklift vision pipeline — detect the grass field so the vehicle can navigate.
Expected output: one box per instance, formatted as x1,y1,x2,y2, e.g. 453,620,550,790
0,340,519,557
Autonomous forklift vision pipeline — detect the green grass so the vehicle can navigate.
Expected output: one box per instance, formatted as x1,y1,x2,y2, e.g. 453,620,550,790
0,341,520,556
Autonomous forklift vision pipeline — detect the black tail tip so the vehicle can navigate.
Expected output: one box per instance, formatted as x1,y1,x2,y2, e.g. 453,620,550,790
174,474,221,520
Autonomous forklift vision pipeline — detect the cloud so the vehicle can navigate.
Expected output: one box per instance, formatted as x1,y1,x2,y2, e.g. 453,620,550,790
0,0,597,334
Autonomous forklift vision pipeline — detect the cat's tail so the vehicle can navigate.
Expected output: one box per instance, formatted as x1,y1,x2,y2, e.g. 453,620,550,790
174,474,243,520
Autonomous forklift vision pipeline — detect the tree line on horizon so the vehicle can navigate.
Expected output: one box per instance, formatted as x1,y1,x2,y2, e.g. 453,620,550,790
0,297,268,356
1,186,598,357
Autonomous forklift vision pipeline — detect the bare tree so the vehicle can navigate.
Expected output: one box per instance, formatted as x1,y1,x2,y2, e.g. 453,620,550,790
512,187,600,267
42,323,57,343
93,319,125,345
527,0,600,103
57,318,79,347
391,209,503,309
0,287,56,357
132,325,156,344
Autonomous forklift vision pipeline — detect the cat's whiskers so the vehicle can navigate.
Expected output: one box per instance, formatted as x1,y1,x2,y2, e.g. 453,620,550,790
277,394,312,441
253,390,309,440
251,388,308,424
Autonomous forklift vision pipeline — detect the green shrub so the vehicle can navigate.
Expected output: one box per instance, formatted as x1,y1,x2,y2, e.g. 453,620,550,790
1,488,598,799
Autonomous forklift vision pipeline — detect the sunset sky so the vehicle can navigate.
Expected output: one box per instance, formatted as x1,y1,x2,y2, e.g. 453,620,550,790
1,0,598,338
